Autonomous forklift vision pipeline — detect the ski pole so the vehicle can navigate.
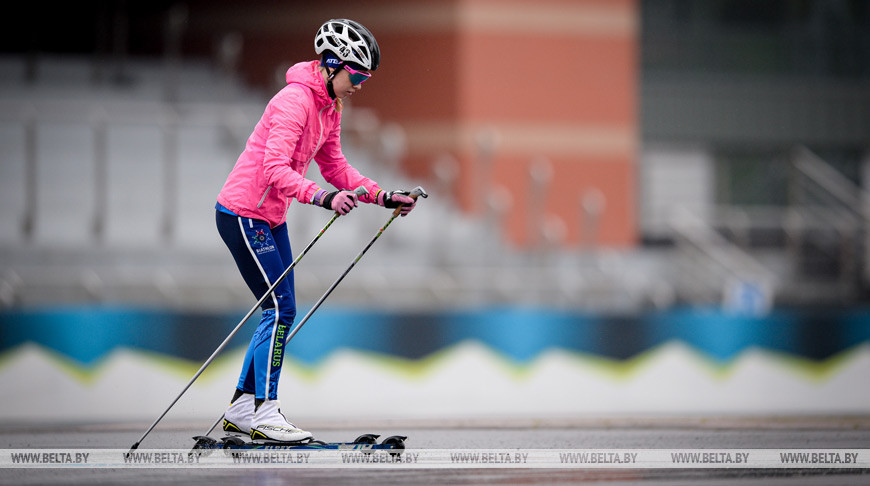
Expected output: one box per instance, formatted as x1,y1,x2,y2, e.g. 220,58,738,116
201,185,428,437
130,186,368,451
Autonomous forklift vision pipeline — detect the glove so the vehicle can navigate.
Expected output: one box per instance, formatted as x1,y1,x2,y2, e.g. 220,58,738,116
313,189,359,215
377,189,416,216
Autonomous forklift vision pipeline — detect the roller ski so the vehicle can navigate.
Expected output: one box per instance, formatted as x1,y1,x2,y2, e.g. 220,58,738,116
192,397,406,453
191,433,407,453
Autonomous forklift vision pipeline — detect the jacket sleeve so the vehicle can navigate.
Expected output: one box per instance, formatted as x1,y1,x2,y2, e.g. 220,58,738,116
315,118,382,204
262,90,322,204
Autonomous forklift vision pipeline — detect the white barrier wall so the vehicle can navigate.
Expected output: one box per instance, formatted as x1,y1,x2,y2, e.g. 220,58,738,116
2,341,868,422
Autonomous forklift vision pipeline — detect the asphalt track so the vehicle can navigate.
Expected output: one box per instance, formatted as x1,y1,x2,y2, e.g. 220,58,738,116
1,416,869,485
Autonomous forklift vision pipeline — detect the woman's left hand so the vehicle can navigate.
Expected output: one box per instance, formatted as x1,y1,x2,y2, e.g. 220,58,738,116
378,190,416,216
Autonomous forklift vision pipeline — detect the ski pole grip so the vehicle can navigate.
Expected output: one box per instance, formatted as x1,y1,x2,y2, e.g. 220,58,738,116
392,185,429,217
331,186,369,216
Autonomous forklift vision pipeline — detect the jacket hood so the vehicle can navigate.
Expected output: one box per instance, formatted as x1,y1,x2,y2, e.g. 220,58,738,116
285,60,332,106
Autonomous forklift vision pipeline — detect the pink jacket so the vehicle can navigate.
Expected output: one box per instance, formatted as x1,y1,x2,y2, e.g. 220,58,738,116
217,60,381,228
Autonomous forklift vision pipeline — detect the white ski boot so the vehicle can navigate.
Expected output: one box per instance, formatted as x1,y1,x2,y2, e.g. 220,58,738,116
250,400,312,442
222,393,255,435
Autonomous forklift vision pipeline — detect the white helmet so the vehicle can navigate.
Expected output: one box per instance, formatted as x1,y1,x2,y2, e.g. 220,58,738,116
314,19,380,71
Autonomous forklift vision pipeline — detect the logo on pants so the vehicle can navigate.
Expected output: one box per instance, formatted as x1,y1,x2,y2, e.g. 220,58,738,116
250,229,276,254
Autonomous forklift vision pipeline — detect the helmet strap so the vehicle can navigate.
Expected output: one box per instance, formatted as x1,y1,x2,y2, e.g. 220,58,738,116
325,65,340,99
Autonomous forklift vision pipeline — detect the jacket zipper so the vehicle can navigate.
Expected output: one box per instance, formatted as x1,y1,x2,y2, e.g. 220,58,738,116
301,103,332,205
256,185,271,208
313,102,331,161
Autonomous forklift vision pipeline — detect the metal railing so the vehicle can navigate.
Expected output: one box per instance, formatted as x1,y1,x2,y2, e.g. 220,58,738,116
791,146,869,286
663,147,870,308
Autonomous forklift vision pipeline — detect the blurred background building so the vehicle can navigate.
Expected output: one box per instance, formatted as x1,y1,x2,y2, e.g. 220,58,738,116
1,0,869,420
2,0,869,312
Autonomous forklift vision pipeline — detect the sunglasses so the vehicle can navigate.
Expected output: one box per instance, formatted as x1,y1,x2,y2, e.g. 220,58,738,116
343,64,372,85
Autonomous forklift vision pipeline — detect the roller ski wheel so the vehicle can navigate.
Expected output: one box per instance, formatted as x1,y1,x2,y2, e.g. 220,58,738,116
192,435,218,449
353,433,380,445
221,436,247,448
381,435,407,457
190,435,219,458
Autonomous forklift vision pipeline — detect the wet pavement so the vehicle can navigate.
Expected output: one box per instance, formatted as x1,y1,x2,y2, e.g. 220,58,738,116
1,416,868,485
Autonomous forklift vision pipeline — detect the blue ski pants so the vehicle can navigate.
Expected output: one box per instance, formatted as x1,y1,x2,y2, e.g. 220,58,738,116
216,209,296,401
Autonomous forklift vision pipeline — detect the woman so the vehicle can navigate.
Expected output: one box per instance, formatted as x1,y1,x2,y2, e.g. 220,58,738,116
214,19,416,442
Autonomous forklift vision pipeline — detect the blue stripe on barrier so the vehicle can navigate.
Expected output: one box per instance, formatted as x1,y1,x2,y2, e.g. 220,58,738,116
1,306,869,366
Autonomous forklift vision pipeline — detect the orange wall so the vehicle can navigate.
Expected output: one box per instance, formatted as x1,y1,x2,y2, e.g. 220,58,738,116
380,0,638,247
453,1,637,247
